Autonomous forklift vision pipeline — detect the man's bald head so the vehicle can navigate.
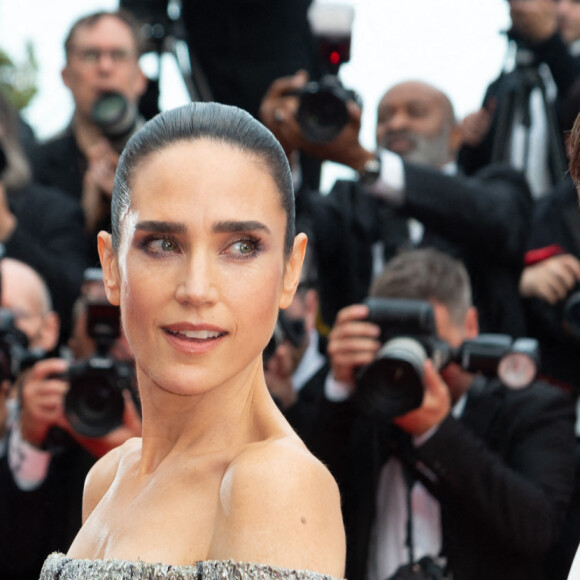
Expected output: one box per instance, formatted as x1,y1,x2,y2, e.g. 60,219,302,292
0,259,59,351
376,80,462,168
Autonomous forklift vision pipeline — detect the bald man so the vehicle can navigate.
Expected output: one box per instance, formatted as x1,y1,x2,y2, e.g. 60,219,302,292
262,77,533,335
0,259,139,580
0,258,61,448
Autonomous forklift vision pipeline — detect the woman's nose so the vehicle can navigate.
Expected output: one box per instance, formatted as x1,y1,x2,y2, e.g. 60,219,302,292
175,251,218,306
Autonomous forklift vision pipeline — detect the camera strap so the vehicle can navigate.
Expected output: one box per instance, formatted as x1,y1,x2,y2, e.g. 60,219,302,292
397,464,450,579
390,428,445,572
402,464,417,566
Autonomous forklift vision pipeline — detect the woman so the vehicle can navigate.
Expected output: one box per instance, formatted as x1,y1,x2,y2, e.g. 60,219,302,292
39,102,346,579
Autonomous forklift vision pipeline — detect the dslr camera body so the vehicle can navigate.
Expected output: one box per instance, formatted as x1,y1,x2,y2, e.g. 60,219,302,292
64,296,137,438
356,298,539,421
0,308,40,383
292,3,360,143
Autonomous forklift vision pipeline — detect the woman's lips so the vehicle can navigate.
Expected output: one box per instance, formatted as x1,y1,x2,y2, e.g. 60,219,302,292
166,328,225,340
162,324,228,352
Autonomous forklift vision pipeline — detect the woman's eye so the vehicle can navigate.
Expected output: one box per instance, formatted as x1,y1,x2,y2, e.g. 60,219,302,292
233,240,255,255
227,238,261,258
148,238,178,253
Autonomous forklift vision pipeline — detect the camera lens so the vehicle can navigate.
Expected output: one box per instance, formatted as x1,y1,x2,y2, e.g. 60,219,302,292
297,87,350,143
65,367,127,438
356,338,426,420
91,91,137,141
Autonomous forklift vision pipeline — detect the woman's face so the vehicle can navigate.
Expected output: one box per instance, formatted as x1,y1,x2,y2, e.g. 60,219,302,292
99,139,305,398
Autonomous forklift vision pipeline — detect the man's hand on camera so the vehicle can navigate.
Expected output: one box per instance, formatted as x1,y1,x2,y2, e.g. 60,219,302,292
259,70,372,170
509,0,558,44
19,358,69,448
519,254,580,304
327,304,381,387
259,70,310,160
393,359,452,437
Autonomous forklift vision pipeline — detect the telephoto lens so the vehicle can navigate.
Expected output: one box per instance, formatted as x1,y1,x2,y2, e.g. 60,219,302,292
64,358,134,438
91,91,140,146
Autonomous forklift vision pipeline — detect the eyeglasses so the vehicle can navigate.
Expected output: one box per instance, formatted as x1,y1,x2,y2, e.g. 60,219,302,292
69,47,136,65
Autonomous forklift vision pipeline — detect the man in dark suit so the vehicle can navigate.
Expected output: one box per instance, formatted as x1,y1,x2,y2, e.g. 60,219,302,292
261,77,533,336
29,10,148,263
458,0,580,196
264,282,328,445
311,248,576,580
0,261,140,580
0,91,90,346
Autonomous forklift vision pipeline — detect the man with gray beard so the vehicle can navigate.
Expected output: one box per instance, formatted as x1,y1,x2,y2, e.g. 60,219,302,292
261,77,533,336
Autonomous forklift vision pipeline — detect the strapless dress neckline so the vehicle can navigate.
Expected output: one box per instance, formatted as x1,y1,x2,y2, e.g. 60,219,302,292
39,552,343,579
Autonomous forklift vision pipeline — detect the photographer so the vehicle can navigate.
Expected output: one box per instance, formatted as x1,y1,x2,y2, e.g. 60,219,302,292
311,248,576,580
459,0,580,196
516,80,580,394
264,281,328,444
261,77,532,336
29,10,148,260
0,260,139,580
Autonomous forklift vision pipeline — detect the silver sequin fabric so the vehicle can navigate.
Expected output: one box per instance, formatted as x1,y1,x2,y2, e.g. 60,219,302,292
39,553,344,580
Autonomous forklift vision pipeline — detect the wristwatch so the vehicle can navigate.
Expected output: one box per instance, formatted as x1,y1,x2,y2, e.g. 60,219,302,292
358,154,382,186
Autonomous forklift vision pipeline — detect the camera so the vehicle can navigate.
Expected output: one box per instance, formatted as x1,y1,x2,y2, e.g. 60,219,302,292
91,91,142,152
263,311,307,365
64,290,137,438
355,298,539,421
0,248,45,381
295,77,361,143
0,308,40,383
294,3,360,143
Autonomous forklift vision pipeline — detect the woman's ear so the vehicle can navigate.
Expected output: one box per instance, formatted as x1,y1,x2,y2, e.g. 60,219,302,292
279,233,308,310
98,232,121,306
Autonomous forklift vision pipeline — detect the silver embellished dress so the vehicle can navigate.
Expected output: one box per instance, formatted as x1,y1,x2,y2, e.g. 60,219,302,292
39,553,343,580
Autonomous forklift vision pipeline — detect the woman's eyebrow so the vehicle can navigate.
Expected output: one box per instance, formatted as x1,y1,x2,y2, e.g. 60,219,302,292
135,220,187,234
212,220,271,235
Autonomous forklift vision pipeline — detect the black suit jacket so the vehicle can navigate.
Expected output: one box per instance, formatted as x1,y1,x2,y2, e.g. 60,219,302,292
5,181,92,344
29,128,85,201
283,361,329,447
0,431,96,580
522,176,580,393
312,378,576,580
306,162,532,336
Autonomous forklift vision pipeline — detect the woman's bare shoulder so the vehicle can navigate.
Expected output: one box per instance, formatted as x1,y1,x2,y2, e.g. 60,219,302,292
82,437,141,523
210,436,345,577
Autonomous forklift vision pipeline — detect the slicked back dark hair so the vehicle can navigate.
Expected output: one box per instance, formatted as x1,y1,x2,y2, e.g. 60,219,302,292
112,101,295,256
